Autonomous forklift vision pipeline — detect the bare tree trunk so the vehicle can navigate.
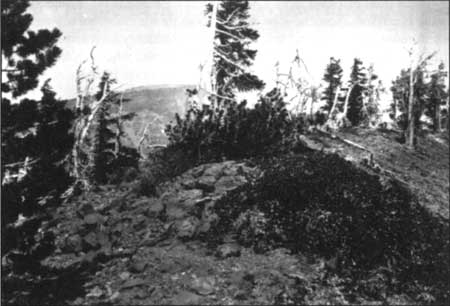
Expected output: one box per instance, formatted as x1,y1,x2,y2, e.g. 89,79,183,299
434,99,441,133
310,89,315,118
342,85,354,120
407,63,415,149
70,48,109,191
114,93,124,156
447,95,450,132
393,98,397,122
138,122,152,159
328,86,341,120
208,2,218,97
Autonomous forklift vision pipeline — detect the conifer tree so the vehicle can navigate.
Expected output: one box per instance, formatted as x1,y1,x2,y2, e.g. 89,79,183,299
2,82,73,259
321,57,343,113
1,0,62,98
346,58,368,125
205,0,264,102
390,66,429,140
425,62,448,132
89,72,136,184
363,64,382,126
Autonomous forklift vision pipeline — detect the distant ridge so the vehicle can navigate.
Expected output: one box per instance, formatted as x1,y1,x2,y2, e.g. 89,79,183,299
123,84,195,92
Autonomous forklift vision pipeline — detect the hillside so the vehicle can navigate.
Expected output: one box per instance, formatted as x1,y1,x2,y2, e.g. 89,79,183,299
302,127,449,220
3,128,448,305
65,84,203,147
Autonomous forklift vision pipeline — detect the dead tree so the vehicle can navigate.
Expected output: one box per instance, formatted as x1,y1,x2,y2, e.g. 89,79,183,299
70,47,111,192
138,122,152,159
324,85,342,130
335,85,354,128
406,46,415,149
113,93,124,157
405,42,436,149
274,49,316,116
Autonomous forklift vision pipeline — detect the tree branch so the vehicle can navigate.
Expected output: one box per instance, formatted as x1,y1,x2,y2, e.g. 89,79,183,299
214,50,247,72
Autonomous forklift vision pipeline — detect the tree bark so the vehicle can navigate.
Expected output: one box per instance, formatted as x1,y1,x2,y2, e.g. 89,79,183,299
433,93,441,133
328,85,341,120
70,49,108,191
407,65,415,149
342,85,354,119
114,93,124,156
393,98,397,122
208,2,218,96
446,95,449,132
138,122,152,159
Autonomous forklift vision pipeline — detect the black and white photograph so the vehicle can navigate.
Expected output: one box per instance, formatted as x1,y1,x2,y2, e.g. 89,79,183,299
1,0,449,305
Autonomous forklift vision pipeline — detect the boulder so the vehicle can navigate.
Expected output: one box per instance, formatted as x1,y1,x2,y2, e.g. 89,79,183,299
181,178,197,189
170,291,202,305
215,175,247,193
166,206,189,220
96,231,110,248
63,234,83,253
190,276,216,296
146,199,164,217
216,243,241,259
190,165,205,178
82,232,100,251
175,216,200,240
161,189,203,207
132,215,147,230
119,271,131,280
129,259,147,273
162,189,204,220
77,203,95,218
121,278,147,289
195,175,216,192
83,213,103,226
223,166,239,177
132,196,153,206
203,163,225,179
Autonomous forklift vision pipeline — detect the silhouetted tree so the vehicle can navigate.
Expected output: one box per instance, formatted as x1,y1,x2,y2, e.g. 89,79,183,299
321,57,343,113
346,58,368,125
390,65,430,143
1,0,62,98
1,0,71,269
204,0,264,103
89,72,137,184
425,62,447,132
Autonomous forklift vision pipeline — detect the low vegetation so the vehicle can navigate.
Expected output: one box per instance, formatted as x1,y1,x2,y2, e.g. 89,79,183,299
1,0,449,305
210,152,449,303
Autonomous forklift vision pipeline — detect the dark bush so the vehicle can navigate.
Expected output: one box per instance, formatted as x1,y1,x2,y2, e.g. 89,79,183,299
134,146,197,196
210,152,449,301
106,147,140,184
165,88,297,163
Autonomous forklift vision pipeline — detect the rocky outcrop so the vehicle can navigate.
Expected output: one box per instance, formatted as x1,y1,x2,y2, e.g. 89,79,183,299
47,160,261,265
157,161,262,240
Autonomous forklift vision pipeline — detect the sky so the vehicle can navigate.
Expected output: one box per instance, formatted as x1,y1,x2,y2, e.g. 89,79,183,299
23,1,449,101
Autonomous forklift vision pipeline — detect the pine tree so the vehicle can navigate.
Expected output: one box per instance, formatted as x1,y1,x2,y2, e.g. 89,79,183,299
205,0,264,102
425,62,448,132
321,57,343,113
89,72,136,184
390,66,429,141
346,58,368,126
1,0,62,98
363,64,382,125
2,82,73,260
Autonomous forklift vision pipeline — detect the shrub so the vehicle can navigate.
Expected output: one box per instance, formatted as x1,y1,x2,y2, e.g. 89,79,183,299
134,146,197,196
165,88,297,163
210,152,449,301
